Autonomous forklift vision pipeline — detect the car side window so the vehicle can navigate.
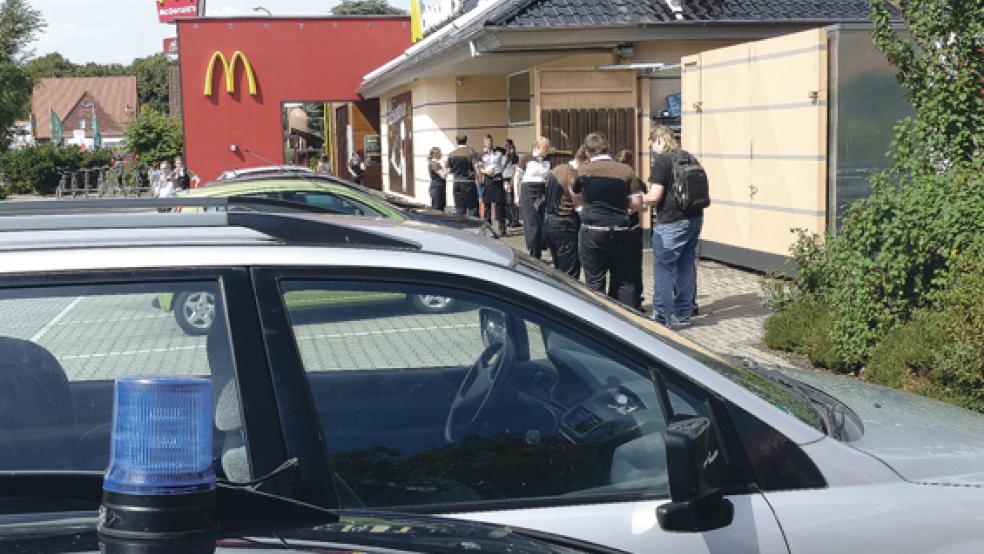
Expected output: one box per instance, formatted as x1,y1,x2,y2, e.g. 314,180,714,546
0,282,248,482
280,280,671,509
292,191,381,217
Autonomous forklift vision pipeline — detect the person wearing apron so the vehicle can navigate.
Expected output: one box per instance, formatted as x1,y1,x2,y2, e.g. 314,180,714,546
543,147,587,278
428,147,448,211
513,136,553,259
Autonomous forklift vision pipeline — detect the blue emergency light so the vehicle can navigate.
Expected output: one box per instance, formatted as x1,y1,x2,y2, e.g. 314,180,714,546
99,378,218,540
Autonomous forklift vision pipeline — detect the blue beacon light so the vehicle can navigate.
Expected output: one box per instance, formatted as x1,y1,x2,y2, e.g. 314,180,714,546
99,378,218,540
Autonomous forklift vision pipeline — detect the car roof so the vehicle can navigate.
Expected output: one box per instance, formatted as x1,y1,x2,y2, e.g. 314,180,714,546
0,201,514,267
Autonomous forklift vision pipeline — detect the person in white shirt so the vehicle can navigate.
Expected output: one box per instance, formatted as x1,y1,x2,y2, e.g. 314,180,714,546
153,161,175,198
512,136,553,259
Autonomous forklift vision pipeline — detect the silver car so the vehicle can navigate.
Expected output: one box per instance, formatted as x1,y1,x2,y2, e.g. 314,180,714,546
0,202,982,554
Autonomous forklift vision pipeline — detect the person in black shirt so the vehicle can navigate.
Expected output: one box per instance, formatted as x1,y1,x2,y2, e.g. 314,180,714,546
446,133,480,216
427,147,448,211
543,146,587,278
572,133,643,304
348,151,366,185
637,125,704,328
616,149,647,312
501,139,520,228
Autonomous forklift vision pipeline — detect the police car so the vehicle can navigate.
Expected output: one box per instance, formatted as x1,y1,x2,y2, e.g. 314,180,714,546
1,199,983,554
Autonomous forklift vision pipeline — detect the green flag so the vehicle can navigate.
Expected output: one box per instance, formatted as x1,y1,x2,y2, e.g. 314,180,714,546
91,107,102,149
50,109,63,145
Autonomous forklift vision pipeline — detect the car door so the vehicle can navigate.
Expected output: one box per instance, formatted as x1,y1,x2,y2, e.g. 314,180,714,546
252,267,789,553
0,267,291,499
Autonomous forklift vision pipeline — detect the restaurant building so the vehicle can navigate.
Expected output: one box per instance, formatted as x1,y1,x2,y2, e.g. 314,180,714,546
358,0,907,270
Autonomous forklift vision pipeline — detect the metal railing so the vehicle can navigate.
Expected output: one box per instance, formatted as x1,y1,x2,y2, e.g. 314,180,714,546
55,165,155,198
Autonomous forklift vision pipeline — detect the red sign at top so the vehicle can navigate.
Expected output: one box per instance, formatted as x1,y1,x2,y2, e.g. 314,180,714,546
157,0,201,24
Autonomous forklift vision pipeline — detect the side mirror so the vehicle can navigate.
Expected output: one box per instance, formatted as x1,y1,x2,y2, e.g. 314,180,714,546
657,416,735,533
479,308,507,348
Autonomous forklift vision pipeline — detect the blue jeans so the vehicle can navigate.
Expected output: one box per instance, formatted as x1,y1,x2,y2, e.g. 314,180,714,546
652,215,703,323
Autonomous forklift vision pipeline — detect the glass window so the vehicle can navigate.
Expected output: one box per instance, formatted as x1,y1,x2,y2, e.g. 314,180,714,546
508,71,532,125
243,191,382,217
0,282,248,482
281,280,670,509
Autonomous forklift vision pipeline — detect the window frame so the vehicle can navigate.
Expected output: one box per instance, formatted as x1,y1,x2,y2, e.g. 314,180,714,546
252,266,762,514
0,267,291,498
507,70,533,127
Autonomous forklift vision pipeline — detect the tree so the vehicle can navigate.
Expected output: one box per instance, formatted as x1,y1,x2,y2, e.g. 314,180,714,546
870,0,984,174
131,54,173,114
0,0,45,150
124,107,183,167
331,0,407,16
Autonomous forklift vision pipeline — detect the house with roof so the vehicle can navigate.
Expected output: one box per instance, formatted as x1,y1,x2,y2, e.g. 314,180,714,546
359,0,908,270
31,76,138,149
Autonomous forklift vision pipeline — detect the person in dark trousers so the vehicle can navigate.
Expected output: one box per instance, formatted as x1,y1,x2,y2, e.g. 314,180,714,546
447,133,480,216
500,139,520,229
573,133,643,305
636,125,704,328
544,146,587,278
479,135,507,235
348,150,366,185
513,136,553,259
427,147,448,211
616,149,647,312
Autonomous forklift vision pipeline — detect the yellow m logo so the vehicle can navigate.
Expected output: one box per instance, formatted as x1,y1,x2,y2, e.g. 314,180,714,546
204,51,257,96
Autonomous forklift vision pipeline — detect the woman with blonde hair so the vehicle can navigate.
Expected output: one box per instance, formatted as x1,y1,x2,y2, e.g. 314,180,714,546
638,124,703,328
512,136,553,258
427,146,448,211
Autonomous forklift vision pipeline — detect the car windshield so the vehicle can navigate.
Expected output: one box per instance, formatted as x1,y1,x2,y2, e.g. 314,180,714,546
513,255,826,434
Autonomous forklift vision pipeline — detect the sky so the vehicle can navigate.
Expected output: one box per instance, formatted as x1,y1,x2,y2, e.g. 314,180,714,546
30,0,412,65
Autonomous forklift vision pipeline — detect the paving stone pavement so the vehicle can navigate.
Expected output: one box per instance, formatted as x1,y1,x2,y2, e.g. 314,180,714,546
500,229,790,367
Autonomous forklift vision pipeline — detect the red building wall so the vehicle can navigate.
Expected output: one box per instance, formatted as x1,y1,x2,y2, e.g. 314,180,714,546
177,17,410,182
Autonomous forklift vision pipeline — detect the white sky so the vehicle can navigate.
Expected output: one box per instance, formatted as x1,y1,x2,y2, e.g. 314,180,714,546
30,0,412,65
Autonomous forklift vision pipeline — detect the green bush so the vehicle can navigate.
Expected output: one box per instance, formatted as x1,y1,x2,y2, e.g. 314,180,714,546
124,107,183,167
763,300,845,370
0,144,112,195
865,243,984,412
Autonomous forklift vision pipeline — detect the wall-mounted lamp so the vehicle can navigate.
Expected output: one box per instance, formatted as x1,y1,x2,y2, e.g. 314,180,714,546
456,77,464,87
230,144,238,152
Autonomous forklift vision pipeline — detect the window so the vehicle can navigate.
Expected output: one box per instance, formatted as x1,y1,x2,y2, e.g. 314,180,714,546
244,191,383,217
507,71,532,125
0,282,247,481
281,280,671,509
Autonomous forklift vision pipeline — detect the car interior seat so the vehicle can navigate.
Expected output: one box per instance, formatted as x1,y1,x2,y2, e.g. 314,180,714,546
205,309,251,483
0,337,77,470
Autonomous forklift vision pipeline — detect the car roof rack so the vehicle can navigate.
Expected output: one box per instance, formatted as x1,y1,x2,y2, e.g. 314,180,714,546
0,198,420,250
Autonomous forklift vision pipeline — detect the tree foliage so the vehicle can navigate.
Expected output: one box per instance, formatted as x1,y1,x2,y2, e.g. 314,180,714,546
765,0,984,402
0,143,111,195
0,0,45,150
870,0,983,174
330,0,407,16
124,107,183,167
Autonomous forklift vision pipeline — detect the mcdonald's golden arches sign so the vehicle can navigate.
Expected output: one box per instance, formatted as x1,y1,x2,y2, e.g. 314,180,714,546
204,51,257,97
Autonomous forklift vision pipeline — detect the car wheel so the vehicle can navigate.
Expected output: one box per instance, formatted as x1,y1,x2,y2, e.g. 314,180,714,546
175,291,216,336
409,294,455,314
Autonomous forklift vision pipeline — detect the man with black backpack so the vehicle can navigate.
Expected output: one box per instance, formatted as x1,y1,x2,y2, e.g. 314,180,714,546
635,125,710,329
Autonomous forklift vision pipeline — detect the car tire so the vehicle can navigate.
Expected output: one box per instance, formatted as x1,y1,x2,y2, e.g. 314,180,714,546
409,294,456,314
175,291,216,336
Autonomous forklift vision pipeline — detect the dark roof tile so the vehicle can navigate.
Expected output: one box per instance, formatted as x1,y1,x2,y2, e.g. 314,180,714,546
488,0,877,27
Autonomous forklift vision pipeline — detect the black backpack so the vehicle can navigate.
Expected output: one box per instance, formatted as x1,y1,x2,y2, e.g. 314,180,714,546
670,150,710,216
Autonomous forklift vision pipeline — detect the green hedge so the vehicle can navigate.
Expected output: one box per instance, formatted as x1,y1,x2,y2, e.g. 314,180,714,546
0,144,113,196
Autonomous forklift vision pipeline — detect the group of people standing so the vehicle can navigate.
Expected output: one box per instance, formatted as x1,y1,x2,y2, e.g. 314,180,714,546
151,156,199,198
428,126,704,329
428,133,520,236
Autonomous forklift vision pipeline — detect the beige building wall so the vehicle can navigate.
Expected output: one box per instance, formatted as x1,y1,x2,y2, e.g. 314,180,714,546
381,74,530,207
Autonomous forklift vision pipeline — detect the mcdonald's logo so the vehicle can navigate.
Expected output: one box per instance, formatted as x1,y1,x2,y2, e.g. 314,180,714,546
204,51,257,96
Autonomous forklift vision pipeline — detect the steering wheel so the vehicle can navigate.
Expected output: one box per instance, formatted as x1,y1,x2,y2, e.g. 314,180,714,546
445,339,515,443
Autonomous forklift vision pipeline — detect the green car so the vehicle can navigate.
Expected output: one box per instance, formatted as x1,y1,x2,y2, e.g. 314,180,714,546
157,173,486,334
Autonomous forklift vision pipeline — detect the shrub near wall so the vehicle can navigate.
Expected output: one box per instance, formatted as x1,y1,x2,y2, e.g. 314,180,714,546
0,144,112,196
